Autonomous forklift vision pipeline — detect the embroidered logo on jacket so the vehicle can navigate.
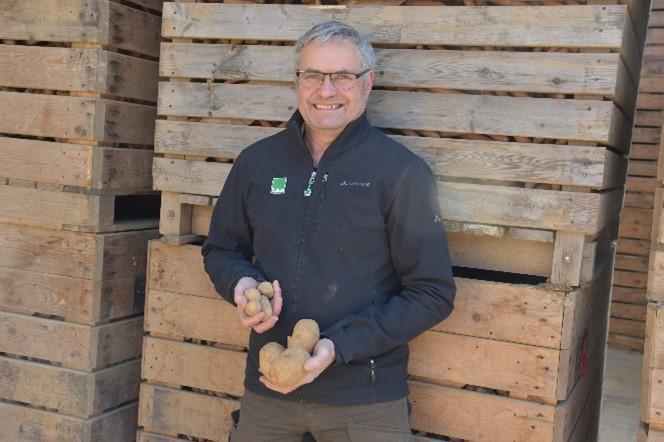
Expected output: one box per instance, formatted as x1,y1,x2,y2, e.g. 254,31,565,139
271,177,287,195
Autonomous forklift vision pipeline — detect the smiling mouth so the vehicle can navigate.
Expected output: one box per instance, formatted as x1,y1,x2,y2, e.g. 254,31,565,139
314,104,342,110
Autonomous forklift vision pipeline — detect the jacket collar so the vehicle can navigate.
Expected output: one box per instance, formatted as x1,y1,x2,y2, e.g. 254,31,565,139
286,110,371,165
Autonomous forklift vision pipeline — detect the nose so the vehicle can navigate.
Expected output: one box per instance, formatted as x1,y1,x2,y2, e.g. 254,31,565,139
317,74,336,97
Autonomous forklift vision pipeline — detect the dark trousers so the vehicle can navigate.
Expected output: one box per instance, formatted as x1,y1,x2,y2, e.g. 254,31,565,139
230,390,413,442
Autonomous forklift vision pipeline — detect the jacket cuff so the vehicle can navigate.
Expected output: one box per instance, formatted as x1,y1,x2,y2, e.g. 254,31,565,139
322,326,353,364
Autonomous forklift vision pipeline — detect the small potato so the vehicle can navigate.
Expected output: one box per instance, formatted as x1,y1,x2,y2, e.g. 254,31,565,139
244,288,261,302
244,300,262,316
259,342,285,376
260,296,273,322
268,346,310,388
287,319,319,354
257,281,274,299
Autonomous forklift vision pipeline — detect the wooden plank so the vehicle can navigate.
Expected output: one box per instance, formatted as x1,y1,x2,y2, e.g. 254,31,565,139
551,231,585,288
629,160,658,177
145,289,249,348
0,91,156,145
615,269,648,289
0,312,142,370
153,158,615,234
0,138,153,190
0,185,159,233
609,317,646,338
611,286,647,304
161,42,623,96
159,83,630,149
410,330,560,399
0,0,160,58
615,254,650,273
607,332,644,352
0,225,157,281
139,383,238,441
0,357,140,418
617,238,651,256
0,45,158,102
162,4,627,48
155,120,625,189
0,401,138,442
126,0,163,12
142,336,245,397
610,301,647,321
648,250,664,301
624,192,655,209
137,430,181,442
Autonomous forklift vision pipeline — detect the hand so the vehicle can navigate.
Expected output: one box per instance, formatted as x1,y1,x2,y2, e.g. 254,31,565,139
259,338,336,394
233,277,283,333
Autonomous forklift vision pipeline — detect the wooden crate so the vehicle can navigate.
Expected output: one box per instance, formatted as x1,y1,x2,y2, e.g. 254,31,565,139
143,1,648,440
140,239,614,441
610,0,663,352
0,224,158,324
0,0,162,233
0,401,139,442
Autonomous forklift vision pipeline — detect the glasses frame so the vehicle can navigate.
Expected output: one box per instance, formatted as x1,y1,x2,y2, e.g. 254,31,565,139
295,69,371,90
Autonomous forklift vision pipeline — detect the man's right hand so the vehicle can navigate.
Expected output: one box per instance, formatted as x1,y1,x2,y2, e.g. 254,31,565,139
233,277,282,333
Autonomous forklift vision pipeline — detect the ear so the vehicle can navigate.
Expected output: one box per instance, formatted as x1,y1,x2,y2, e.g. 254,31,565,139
363,70,375,98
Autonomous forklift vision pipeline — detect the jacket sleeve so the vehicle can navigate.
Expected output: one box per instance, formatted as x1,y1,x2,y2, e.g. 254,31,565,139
201,153,265,305
322,158,456,363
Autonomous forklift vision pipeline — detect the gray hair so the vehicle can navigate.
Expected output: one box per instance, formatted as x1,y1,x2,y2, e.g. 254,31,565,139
294,21,375,73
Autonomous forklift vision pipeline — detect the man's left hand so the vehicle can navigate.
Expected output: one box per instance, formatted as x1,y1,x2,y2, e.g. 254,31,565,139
259,338,336,394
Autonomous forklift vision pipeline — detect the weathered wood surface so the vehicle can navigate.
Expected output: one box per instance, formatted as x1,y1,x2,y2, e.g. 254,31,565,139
161,42,626,96
0,138,153,190
0,185,159,233
0,226,157,323
0,357,140,418
159,83,631,151
155,120,625,189
153,157,620,235
0,400,138,442
0,0,160,57
0,312,142,370
0,91,156,145
163,4,627,48
0,45,158,102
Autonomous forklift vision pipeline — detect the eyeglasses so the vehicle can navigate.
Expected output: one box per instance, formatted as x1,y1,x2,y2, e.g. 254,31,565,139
296,69,370,91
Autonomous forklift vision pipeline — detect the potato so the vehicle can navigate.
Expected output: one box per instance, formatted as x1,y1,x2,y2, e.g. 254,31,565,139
288,319,320,353
268,346,310,388
260,296,273,322
244,288,261,302
259,342,285,376
244,300,262,316
257,281,274,299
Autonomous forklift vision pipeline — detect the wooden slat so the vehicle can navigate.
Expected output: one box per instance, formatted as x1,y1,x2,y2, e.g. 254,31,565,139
0,401,138,442
158,83,631,150
162,4,627,48
142,336,245,397
0,312,142,370
145,289,249,347
0,45,158,102
161,42,622,96
0,91,156,145
155,120,625,189
0,0,160,58
610,301,647,321
0,357,140,418
139,384,238,441
611,286,647,304
152,158,617,234
0,138,154,190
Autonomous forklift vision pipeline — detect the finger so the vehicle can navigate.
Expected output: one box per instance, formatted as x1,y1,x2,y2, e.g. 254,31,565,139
240,311,265,327
252,314,278,333
271,280,283,316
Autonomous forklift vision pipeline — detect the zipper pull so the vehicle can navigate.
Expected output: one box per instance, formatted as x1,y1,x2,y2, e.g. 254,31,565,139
370,359,376,383
304,170,317,197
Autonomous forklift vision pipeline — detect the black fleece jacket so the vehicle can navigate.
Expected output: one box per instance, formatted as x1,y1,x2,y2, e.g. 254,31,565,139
202,111,456,405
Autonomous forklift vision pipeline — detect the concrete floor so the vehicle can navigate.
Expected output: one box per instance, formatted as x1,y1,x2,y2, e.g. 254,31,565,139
598,347,643,442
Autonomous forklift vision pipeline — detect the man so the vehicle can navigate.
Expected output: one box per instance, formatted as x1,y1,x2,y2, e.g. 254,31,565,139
202,20,455,441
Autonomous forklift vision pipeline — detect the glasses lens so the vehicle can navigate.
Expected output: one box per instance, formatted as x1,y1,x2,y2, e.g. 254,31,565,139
331,73,357,90
300,72,324,89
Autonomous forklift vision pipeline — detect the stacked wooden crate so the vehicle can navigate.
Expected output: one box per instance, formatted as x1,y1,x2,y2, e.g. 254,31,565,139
610,0,662,352
138,1,646,441
0,0,162,439
639,2,664,435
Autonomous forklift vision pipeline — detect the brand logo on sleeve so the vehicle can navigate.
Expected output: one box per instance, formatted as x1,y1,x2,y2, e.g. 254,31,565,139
271,177,287,195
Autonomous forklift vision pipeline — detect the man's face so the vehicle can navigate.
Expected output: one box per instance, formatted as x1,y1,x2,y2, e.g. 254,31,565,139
296,40,374,138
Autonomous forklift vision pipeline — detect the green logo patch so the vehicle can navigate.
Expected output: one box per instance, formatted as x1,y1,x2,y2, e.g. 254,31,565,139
270,177,287,195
